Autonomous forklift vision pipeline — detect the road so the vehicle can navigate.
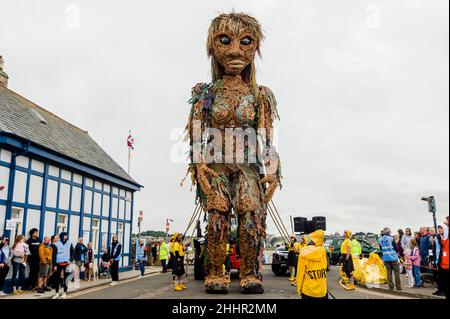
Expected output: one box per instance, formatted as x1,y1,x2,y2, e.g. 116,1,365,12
70,265,412,299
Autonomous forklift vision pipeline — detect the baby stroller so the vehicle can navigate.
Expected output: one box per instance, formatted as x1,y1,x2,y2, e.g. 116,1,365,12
99,252,111,279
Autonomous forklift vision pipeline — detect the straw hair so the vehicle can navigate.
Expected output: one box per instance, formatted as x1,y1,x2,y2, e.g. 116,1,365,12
207,12,264,88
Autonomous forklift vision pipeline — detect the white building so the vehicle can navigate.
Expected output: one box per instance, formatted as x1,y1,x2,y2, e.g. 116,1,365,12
0,56,142,274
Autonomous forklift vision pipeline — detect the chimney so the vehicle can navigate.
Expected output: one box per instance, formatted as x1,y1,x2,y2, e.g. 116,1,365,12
0,55,9,87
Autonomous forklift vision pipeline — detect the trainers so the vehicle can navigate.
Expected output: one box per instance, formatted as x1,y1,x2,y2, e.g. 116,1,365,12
0,291,7,297
174,284,183,291
346,284,356,291
52,293,60,299
60,292,67,299
44,286,52,292
110,281,117,286
36,288,45,294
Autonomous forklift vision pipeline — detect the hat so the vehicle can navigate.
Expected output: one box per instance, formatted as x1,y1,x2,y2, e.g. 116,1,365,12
308,229,324,246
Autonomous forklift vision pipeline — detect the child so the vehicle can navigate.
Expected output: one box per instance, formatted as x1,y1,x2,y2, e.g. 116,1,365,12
409,239,421,288
22,242,30,267
403,248,414,288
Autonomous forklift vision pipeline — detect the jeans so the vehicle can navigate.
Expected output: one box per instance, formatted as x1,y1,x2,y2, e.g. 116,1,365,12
384,261,401,289
54,264,70,293
138,260,145,276
413,265,421,287
12,262,26,289
0,265,10,291
111,260,119,281
28,257,40,289
161,259,167,272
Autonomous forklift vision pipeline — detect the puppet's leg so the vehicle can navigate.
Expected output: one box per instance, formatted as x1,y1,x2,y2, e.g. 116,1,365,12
205,209,231,292
238,212,264,294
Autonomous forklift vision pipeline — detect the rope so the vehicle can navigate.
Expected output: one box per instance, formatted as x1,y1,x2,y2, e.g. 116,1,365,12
25,268,58,294
328,289,337,299
269,200,291,241
266,203,290,244
183,203,201,239
267,201,290,244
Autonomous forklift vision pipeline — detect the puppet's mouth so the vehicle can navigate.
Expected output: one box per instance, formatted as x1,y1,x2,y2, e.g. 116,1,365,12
228,59,246,67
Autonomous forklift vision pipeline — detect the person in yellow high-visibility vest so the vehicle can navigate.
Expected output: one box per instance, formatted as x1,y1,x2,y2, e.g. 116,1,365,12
296,230,328,299
339,230,356,290
224,242,232,277
288,235,299,282
172,233,186,291
351,235,362,258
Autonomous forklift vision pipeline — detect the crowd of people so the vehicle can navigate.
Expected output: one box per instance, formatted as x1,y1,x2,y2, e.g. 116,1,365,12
286,216,449,300
337,216,449,298
1,218,448,299
0,228,123,299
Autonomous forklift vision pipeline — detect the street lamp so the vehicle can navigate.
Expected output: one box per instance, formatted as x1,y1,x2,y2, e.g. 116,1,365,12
138,210,143,242
421,196,437,231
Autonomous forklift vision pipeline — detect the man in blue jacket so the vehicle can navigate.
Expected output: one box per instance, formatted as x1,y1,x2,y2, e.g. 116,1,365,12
419,226,431,273
379,227,401,291
107,235,122,286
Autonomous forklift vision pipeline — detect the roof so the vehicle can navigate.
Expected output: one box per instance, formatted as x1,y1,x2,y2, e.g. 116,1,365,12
0,85,140,188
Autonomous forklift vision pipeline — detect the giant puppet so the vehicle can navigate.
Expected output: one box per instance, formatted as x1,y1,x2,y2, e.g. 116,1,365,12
185,12,281,294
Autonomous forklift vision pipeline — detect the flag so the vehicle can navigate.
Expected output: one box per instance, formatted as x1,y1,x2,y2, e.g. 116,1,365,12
138,210,143,224
127,133,135,150
166,218,174,235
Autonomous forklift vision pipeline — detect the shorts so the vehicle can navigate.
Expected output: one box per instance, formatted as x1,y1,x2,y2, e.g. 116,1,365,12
39,263,51,277
287,251,298,267
340,255,354,277
75,260,84,266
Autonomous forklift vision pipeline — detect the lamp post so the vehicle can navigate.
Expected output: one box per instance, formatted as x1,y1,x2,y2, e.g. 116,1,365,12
138,210,143,242
421,196,437,231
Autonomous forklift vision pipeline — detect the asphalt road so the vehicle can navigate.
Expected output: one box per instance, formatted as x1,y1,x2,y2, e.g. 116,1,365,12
70,265,412,299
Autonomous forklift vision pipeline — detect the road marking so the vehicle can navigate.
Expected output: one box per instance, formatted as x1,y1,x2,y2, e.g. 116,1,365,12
67,272,162,298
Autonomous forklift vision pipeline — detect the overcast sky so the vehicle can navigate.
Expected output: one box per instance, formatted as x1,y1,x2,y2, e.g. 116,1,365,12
1,0,448,236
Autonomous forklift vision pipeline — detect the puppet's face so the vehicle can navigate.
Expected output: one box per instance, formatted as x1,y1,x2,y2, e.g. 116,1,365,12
212,30,258,75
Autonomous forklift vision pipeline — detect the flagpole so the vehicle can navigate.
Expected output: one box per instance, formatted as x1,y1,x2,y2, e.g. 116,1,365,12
127,129,131,175
128,146,131,175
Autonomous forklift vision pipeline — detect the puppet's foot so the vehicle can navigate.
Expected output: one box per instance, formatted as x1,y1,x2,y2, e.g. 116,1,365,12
240,276,264,294
205,274,230,293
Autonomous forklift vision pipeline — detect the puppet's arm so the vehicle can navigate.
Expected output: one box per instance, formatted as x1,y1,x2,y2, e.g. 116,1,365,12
258,86,282,203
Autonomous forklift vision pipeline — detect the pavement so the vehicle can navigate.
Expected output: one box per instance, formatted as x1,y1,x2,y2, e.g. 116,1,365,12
2,266,162,299
355,270,445,300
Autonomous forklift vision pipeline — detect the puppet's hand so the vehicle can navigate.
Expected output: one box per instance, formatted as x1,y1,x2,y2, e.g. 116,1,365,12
260,174,277,203
196,162,219,196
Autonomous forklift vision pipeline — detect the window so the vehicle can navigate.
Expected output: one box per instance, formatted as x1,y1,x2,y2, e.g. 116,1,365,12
11,207,23,241
117,222,124,242
92,219,100,253
57,214,68,235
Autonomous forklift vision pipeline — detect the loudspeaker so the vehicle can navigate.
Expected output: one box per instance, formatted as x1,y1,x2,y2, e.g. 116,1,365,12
305,220,316,234
293,217,307,233
312,216,326,231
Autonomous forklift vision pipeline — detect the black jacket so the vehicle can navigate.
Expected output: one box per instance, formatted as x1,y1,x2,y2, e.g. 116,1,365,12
108,242,122,260
26,237,41,262
51,243,58,266
74,243,88,261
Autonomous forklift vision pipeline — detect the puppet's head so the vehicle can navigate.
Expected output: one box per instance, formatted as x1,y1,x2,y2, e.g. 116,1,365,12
207,12,264,87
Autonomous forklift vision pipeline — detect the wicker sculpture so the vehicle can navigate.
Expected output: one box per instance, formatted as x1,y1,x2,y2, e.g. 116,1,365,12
184,12,281,294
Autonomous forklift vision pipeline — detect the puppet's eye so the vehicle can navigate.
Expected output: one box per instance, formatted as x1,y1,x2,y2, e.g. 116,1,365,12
219,36,231,45
240,37,252,45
